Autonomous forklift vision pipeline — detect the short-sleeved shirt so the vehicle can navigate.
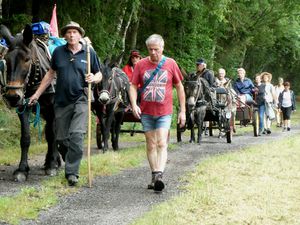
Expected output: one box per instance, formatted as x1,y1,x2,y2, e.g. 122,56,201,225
51,43,100,106
131,57,183,116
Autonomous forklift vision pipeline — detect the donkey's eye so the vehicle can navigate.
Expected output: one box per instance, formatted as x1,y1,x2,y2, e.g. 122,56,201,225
24,57,30,62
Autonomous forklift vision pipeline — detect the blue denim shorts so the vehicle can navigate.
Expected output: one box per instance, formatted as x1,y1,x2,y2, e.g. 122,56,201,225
141,114,172,132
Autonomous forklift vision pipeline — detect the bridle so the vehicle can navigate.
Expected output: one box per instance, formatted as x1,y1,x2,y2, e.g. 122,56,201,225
185,79,203,110
98,67,119,105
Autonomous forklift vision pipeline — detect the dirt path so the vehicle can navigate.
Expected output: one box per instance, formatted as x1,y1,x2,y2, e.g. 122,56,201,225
1,127,298,225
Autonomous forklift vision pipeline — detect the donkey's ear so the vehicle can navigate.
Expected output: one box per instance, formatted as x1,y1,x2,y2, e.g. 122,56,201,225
23,24,33,46
103,58,110,66
0,24,13,46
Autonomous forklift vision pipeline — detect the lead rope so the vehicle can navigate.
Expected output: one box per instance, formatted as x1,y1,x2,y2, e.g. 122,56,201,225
16,98,42,143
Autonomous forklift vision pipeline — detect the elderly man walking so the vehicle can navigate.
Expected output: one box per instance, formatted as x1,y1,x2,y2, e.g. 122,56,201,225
29,21,102,186
129,34,186,192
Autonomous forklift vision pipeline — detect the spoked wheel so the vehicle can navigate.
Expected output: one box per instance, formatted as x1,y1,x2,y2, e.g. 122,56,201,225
96,123,102,149
252,109,259,137
225,117,233,143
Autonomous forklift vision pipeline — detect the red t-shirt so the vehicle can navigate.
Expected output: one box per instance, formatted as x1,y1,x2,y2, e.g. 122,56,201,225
131,56,183,116
122,64,133,81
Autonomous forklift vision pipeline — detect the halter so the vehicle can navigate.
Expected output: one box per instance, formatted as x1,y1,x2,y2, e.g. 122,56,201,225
185,79,203,110
3,39,47,98
99,67,119,105
4,63,32,94
0,59,7,89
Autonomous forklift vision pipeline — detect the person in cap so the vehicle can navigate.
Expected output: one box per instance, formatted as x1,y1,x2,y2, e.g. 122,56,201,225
122,50,142,82
29,21,102,186
129,34,186,192
193,58,216,135
195,58,215,87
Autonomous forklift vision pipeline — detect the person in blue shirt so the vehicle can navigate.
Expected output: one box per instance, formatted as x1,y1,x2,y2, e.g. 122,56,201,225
234,68,255,104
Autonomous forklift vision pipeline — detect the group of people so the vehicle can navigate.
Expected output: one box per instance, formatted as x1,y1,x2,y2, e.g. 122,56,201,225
21,21,295,192
254,73,296,134
213,66,296,135
26,22,185,192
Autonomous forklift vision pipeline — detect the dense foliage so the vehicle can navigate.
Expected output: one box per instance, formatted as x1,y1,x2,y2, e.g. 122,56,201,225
1,0,300,91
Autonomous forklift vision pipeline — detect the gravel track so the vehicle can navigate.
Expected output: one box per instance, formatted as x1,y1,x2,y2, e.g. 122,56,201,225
0,127,298,225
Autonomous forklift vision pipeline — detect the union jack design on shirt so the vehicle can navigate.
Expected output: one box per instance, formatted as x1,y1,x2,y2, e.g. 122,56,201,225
143,69,168,102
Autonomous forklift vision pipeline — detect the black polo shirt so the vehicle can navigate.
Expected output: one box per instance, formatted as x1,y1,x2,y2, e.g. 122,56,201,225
51,43,100,106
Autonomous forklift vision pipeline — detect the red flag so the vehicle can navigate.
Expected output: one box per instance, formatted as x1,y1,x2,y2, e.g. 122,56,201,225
50,4,59,37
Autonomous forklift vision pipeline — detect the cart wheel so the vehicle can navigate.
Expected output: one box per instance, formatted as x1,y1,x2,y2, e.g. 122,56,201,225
252,109,259,137
177,123,182,142
209,121,213,136
96,123,102,149
226,118,233,143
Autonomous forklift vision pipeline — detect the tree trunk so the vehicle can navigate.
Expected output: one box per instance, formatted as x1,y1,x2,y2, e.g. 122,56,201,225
111,0,128,51
0,0,2,18
119,5,134,65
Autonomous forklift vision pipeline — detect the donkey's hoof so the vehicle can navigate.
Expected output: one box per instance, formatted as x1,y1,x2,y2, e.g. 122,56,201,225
14,172,27,182
45,168,57,176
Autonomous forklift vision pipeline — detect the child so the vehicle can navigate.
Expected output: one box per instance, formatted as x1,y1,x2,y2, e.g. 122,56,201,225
278,82,296,131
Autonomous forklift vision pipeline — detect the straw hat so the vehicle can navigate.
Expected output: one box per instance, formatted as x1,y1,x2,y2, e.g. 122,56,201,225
260,72,272,81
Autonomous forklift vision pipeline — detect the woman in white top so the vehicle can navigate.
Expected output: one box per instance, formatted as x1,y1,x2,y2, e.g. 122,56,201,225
274,77,284,127
261,72,277,134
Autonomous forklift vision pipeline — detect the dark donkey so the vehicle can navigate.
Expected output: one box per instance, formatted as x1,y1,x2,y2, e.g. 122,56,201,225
184,73,212,144
92,59,130,152
0,24,60,181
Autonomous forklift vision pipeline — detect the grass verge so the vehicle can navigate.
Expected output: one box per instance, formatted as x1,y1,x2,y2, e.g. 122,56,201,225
131,134,300,225
0,144,146,225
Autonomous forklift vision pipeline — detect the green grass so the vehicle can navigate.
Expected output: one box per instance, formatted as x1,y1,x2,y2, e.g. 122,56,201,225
0,187,57,225
1,101,299,224
131,134,300,225
0,144,146,225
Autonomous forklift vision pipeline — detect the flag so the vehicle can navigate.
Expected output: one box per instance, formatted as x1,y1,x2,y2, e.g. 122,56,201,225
50,4,59,37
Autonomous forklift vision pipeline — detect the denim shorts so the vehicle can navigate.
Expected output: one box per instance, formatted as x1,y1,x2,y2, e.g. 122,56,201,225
141,114,172,132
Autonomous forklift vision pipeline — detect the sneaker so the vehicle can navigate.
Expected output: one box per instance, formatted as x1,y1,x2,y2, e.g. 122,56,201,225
287,127,291,131
154,172,165,192
282,127,286,132
262,129,267,135
266,129,271,134
67,175,78,186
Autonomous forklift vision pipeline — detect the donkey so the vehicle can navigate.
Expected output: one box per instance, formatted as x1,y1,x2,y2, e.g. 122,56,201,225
0,24,60,182
92,59,130,152
184,73,212,144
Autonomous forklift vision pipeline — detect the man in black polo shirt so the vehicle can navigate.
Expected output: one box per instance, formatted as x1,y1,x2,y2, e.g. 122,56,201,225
29,21,102,186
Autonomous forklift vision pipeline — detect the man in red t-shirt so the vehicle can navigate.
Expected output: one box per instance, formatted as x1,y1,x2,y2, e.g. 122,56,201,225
129,34,186,192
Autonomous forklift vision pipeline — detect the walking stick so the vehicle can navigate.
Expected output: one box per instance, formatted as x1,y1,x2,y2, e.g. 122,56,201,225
85,37,92,188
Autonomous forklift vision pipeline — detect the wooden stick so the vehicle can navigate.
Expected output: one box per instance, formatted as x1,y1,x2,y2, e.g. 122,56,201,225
85,37,92,188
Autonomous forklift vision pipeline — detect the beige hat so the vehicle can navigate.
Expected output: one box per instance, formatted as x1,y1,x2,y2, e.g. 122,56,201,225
61,21,85,36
